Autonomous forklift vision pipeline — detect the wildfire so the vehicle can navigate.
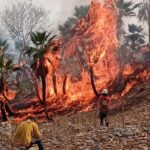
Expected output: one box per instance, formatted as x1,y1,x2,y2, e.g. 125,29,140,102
123,64,134,76
45,0,119,106
9,0,150,122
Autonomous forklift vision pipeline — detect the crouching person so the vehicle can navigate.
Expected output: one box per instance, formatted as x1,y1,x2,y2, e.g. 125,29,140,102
13,116,45,150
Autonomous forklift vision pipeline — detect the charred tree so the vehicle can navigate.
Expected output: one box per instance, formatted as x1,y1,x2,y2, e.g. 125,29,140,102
0,76,14,121
26,31,57,120
40,61,52,121
52,72,57,95
62,75,67,95
89,67,99,98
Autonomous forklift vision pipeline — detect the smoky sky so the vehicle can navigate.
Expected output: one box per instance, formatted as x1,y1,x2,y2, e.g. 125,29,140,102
0,0,148,42
0,0,90,30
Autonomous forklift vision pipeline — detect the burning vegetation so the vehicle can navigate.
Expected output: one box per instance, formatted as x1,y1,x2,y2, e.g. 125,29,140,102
0,0,150,122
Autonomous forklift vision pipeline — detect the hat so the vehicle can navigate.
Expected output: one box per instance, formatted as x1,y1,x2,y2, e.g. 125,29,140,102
101,89,108,94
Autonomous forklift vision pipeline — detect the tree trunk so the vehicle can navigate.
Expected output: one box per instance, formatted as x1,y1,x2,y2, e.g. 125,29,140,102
41,76,46,104
89,67,99,98
43,103,52,121
62,75,67,95
52,73,57,95
0,101,8,121
41,76,52,120
31,71,43,105
132,39,136,51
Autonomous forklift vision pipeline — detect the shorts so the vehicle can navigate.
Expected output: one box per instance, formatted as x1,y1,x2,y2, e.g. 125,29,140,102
100,112,108,118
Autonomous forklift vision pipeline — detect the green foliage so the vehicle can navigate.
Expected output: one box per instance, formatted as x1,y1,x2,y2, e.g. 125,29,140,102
128,24,143,33
124,24,145,50
26,47,35,56
27,31,56,61
117,0,141,17
26,31,57,80
31,31,50,46
116,0,141,39
74,5,89,18
0,38,17,95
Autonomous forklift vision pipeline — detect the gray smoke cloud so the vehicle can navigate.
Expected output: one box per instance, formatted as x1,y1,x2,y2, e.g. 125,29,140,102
0,0,148,42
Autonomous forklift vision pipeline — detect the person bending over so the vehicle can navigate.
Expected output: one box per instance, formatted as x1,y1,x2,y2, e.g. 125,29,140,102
13,116,45,150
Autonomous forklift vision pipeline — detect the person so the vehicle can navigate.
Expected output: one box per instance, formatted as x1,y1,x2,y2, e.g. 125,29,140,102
13,116,45,150
97,89,111,127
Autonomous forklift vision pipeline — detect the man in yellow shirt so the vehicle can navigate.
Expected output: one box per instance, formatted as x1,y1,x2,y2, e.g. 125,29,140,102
13,116,45,150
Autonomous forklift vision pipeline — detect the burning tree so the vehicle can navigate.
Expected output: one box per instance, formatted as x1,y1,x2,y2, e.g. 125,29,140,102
59,0,119,100
26,31,59,120
58,5,90,40
13,0,119,119
0,39,18,121
0,0,51,89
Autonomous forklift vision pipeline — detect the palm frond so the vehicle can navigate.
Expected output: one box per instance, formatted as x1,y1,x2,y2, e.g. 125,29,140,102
117,0,141,17
138,2,149,21
26,47,35,56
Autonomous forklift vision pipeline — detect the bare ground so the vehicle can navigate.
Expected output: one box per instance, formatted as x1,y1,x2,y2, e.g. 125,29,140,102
0,81,150,150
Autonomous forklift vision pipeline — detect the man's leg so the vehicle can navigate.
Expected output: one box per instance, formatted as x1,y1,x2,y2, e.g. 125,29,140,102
32,139,45,150
100,112,104,126
104,113,109,127
0,101,8,121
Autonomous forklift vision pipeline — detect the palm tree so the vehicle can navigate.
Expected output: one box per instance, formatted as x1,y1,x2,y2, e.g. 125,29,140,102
116,0,141,39
138,0,150,43
0,39,16,121
26,31,58,120
58,17,77,39
124,24,145,50
0,39,14,94
74,5,89,18
58,5,89,38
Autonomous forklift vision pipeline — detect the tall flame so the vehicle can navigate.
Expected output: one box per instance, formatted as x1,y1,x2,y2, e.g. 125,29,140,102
46,0,119,107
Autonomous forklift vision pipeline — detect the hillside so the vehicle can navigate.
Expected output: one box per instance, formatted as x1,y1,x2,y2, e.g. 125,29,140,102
0,81,150,150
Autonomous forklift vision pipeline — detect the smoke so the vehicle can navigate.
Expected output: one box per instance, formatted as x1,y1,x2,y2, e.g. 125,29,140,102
43,0,91,29
0,0,90,31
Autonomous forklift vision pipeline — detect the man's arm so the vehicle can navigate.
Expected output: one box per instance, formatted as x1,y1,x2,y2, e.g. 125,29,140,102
32,122,42,139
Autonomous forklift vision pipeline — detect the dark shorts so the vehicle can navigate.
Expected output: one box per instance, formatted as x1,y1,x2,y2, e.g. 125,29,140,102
100,112,108,118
